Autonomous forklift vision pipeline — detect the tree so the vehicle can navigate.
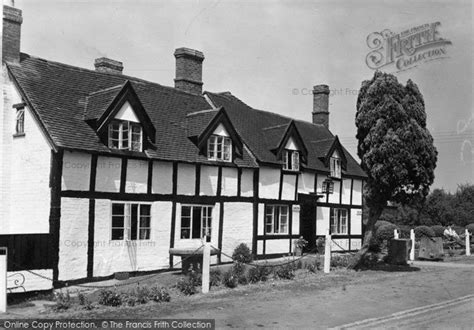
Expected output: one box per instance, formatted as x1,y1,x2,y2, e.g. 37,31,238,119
352,71,438,267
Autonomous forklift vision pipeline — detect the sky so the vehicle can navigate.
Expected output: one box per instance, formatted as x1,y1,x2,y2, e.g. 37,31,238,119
10,0,474,192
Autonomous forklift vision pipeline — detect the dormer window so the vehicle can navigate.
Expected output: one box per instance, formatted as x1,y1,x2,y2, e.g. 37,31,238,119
283,149,300,171
207,135,232,162
108,119,143,152
330,151,341,178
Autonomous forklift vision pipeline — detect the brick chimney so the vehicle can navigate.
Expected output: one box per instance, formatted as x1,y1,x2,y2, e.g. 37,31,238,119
2,4,23,64
312,85,330,128
94,57,123,74
174,47,204,94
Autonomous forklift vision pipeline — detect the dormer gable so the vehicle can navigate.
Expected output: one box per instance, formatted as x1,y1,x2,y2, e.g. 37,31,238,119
321,136,347,178
269,120,308,165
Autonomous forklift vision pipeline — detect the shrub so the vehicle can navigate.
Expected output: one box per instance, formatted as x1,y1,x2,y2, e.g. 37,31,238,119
414,225,435,238
453,226,465,235
431,225,445,237
132,285,150,304
305,259,321,273
232,243,253,264
98,289,122,307
316,237,326,254
375,224,399,242
222,269,238,288
248,266,271,283
275,263,295,280
398,225,411,239
53,290,72,311
209,269,222,287
149,286,171,303
176,276,198,295
466,223,474,234
374,220,394,230
361,252,379,268
77,291,94,310
330,254,356,268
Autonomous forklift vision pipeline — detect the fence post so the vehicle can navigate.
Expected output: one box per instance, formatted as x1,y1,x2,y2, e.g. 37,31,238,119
466,229,471,256
409,229,415,261
324,229,331,273
394,229,399,239
0,247,7,313
202,242,210,294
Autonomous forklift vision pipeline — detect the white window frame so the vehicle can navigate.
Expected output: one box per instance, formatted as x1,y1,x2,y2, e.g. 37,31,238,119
15,107,25,135
330,208,348,235
180,205,213,240
265,205,289,235
330,152,341,178
283,149,300,171
108,119,143,152
111,202,151,241
207,135,232,162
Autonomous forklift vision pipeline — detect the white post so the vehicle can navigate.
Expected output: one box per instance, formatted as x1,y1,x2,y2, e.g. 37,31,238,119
324,229,331,274
409,229,415,261
201,242,210,293
394,229,399,239
465,229,471,256
0,247,7,313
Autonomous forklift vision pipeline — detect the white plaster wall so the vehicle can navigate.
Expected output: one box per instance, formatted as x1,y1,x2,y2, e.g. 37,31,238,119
257,203,264,236
58,198,89,281
257,240,264,255
152,161,173,194
341,178,351,205
62,151,91,191
328,180,341,204
96,156,121,192
331,238,349,252
221,167,238,196
125,159,148,193
351,239,362,250
351,208,363,235
174,203,220,250
7,269,53,292
297,172,315,194
93,200,172,277
316,206,330,235
292,205,300,236
115,101,139,122
352,179,363,206
200,165,218,196
259,167,280,199
221,202,253,262
265,239,290,254
281,174,296,200
177,163,195,195
240,169,254,197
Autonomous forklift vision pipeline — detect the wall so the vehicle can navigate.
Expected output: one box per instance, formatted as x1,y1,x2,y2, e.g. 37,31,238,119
259,167,280,199
62,151,91,191
95,156,121,192
220,202,253,262
125,159,148,193
151,161,173,194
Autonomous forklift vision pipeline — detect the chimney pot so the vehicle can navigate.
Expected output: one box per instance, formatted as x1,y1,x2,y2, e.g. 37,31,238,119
174,47,204,94
312,84,330,128
94,57,123,74
2,5,23,64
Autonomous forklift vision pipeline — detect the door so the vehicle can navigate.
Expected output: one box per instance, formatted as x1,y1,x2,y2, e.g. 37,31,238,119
299,199,317,252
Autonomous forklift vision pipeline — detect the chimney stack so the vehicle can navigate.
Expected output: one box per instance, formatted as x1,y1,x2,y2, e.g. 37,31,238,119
174,47,204,94
94,57,123,74
312,85,330,128
2,4,23,64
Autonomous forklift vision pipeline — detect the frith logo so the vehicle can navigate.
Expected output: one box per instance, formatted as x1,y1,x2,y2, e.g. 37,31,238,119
365,22,452,72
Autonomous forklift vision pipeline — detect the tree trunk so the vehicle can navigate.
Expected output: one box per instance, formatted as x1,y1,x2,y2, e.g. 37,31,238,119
349,205,384,269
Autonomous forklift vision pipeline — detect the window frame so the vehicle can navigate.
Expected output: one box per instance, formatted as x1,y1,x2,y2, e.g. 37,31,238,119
108,119,143,152
264,205,289,235
180,204,214,240
207,134,232,162
110,202,152,241
14,107,25,136
330,152,341,179
283,149,300,172
330,208,348,235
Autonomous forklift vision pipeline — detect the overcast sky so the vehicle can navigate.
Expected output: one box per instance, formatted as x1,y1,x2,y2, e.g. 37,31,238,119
13,0,473,192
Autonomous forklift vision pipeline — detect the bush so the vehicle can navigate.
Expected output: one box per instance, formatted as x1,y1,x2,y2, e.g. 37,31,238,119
398,225,411,239
149,286,171,303
176,271,200,295
466,223,474,234
431,225,445,237
98,289,122,307
275,263,295,280
375,224,399,242
414,225,435,238
316,237,326,254
232,243,253,264
305,259,321,273
131,285,150,304
209,269,222,287
375,220,394,230
330,254,356,268
53,290,72,311
453,226,465,235
368,237,382,253
77,291,94,310
361,252,379,268
248,266,271,283
222,269,238,288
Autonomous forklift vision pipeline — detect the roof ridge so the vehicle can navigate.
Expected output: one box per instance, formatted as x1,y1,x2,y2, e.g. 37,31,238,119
186,109,219,117
19,52,207,99
310,137,335,143
262,123,290,131
87,83,125,97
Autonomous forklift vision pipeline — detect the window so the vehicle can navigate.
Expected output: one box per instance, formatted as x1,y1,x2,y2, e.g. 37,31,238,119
15,108,25,135
111,203,151,240
265,205,289,234
283,150,300,171
180,205,213,239
330,152,341,178
108,120,143,151
330,208,348,234
207,135,232,162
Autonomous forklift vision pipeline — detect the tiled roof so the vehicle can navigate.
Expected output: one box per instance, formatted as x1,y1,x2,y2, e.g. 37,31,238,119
8,53,366,177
